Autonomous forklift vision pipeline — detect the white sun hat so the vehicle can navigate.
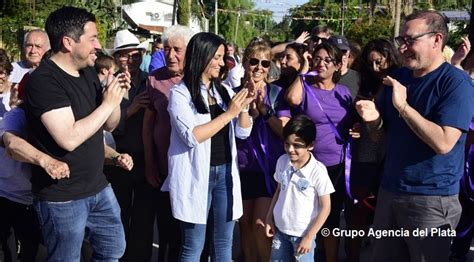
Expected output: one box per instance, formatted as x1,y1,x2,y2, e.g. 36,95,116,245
107,29,148,55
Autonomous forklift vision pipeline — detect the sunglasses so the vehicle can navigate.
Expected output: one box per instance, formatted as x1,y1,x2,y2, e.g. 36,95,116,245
116,52,142,62
311,35,323,42
249,58,271,68
394,31,437,47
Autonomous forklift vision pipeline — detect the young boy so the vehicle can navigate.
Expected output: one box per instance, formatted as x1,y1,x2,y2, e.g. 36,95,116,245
265,115,334,261
94,53,118,87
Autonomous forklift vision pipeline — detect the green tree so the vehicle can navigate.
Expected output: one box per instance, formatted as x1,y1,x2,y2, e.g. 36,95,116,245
1,0,125,60
199,0,268,48
177,0,191,26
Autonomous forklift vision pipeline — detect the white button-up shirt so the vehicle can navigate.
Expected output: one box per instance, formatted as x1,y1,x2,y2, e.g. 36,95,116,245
162,81,252,224
273,153,335,237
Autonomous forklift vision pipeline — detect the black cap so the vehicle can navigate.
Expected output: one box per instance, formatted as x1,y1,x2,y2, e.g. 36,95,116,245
328,35,350,51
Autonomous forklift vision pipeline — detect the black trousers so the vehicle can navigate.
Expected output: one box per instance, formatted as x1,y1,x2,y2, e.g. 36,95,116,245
0,196,41,262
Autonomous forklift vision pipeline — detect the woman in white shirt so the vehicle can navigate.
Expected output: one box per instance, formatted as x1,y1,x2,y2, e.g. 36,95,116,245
163,32,254,261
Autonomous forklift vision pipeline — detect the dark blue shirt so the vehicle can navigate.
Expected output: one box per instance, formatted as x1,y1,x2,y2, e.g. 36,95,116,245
379,63,474,195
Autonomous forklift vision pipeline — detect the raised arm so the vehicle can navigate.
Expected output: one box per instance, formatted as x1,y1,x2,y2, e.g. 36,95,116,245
285,52,311,107
271,31,310,58
451,36,471,69
193,88,252,143
41,73,129,151
384,76,463,154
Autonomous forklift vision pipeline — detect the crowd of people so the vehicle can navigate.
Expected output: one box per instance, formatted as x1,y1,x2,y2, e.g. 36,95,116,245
0,6,473,262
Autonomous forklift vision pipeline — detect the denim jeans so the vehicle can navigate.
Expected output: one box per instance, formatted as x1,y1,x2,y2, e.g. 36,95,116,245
34,185,125,262
270,229,316,262
180,162,235,262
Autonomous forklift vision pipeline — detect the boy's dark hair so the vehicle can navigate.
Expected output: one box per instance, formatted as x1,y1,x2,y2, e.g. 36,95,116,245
95,54,116,73
283,115,316,146
45,6,96,53
154,35,162,45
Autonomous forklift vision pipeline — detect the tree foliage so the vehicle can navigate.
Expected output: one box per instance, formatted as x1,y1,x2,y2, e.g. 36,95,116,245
177,0,191,26
276,0,471,47
199,0,274,49
1,0,127,60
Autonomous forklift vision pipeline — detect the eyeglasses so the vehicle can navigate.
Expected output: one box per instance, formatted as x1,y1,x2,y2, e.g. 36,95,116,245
313,56,334,65
116,52,142,62
249,58,271,68
394,31,438,47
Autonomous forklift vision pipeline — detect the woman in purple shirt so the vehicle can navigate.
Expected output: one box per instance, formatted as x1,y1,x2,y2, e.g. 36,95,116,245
286,41,352,262
235,37,291,262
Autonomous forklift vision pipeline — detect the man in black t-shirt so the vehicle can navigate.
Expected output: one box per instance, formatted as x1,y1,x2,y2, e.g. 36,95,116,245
24,7,130,261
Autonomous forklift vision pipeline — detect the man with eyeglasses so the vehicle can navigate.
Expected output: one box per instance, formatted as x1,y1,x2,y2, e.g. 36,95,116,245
106,29,152,261
356,10,474,262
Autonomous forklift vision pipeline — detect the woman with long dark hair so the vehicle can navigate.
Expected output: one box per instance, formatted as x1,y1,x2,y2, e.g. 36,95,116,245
345,38,401,262
162,32,254,261
273,42,310,90
285,41,353,262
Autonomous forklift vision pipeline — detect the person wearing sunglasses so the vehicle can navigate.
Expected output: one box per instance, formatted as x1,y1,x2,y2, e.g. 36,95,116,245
106,29,152,261
234,37,291,262
345,38,402,262
286,41,353,262
356,10,474,262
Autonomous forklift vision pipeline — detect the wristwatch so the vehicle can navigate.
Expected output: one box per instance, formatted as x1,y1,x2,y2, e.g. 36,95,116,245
263,107,275,121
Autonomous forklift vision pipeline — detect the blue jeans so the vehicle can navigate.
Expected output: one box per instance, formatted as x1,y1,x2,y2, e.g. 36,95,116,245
270,229,315,262
180,162,235,262
34,185,125,262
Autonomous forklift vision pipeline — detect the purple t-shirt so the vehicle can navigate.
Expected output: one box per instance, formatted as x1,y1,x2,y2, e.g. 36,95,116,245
297,83,353,167
236,83,291,173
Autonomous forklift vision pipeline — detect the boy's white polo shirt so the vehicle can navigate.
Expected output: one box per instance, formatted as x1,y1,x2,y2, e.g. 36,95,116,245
273,153,335,237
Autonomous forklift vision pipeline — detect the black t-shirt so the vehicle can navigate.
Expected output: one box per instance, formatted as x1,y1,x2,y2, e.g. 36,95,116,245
25,58,108,201
209,104,231,166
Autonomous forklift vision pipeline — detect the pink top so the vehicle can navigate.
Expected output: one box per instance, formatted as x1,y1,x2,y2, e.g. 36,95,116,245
147,67,182,181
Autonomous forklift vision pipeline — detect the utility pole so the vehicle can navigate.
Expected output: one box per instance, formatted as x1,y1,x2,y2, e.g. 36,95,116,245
214,0,218,34
172,0,177,25
234,10,240,43
264,15,267,33
394,0,401,37
32,0,36,23
341,0,345,35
